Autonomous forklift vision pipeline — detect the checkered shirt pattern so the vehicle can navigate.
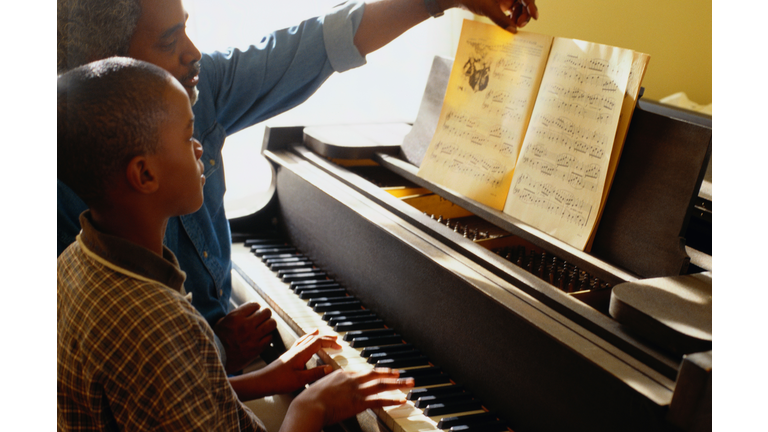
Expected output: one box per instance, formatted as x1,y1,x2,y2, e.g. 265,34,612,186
57,214,265,431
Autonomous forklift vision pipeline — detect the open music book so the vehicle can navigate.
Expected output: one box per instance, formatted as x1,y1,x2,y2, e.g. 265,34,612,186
417,19,649,251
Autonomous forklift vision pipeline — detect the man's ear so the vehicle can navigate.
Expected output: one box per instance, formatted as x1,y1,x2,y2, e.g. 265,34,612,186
125,155,160,194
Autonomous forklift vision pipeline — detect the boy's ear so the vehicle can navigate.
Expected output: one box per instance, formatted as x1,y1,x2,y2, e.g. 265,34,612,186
125,155,160,194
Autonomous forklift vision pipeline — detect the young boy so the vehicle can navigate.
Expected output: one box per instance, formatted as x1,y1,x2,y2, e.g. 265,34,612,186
57,57,412,431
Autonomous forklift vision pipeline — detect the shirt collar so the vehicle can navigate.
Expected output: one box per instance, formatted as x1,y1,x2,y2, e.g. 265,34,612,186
77,211,187,292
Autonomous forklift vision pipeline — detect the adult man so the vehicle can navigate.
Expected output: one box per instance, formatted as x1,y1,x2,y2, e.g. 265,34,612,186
57,0,538,374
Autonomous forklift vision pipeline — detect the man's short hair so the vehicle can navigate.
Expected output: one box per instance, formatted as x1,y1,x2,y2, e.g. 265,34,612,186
58,57,172,207
57,0,142,74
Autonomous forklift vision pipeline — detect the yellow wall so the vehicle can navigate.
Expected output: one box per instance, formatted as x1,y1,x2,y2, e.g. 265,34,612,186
478,0,712,104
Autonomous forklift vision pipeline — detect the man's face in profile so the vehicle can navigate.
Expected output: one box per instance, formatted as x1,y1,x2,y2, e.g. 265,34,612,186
127,0,202,105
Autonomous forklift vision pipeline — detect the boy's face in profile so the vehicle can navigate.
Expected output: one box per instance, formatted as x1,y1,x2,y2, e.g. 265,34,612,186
152,79,205,216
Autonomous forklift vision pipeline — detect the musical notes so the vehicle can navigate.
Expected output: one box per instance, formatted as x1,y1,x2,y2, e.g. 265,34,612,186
509,173,593,227
418,20,643,248
503,36,634,249
418,26,554,210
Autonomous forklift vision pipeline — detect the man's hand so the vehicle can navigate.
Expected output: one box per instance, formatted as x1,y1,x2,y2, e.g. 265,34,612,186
454,0,539,33
214,302,277,373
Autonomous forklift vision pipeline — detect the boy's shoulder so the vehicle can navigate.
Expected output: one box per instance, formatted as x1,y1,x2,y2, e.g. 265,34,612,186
58,238,201,331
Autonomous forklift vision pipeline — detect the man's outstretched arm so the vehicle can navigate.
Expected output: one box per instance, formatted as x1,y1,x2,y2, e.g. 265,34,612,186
353,0,539,56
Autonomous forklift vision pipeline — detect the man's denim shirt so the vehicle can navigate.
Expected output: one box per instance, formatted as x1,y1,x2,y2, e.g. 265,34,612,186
57,0,367,331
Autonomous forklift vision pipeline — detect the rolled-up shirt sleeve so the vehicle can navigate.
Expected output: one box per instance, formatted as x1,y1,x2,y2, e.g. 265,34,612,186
323,0,367,72
195,0,367,137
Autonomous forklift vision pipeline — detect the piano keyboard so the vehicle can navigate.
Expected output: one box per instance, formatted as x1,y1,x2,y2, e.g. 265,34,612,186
231,236,513,432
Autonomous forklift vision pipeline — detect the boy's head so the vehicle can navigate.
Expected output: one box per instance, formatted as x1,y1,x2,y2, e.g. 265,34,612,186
58,57,205,216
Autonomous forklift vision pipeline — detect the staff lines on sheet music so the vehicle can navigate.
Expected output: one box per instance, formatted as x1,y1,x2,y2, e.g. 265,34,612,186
540,83,618,121
477,90,529,124
427,140,509,188
441,110,520,156
551,52,627,78
517,153,600,192
532,114,610,159
510,173,593,228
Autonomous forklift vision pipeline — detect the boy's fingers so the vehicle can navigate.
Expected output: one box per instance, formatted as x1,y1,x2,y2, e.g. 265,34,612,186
358,377,415,395
301,365,334,384
296,334,341,354
361,393,409,410
294,329,320,346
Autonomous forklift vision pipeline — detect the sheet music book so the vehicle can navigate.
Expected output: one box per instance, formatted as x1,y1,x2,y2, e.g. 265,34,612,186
417,19,649,250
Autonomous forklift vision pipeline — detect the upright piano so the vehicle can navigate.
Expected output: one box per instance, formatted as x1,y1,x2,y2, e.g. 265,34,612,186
226,70,712,432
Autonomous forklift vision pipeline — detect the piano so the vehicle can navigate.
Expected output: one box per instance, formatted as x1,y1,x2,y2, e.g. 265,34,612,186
226,66,712,432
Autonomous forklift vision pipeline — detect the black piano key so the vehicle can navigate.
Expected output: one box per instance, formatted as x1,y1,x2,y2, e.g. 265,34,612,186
328,312,378,326
398,366,441,377
283,271,326,282
253,246,296,256
415,374,453,387
298,288,348,300
307,296,356,308
261,253,303,262
367,349,422,364
334,319,385,332
360,343,414,357
436,412,500,429
293,282,340,292
270,261,313,271
449,421,508,432
249,241,288,250
290,279,334,289
414,391,473,409
348,334,403,348
312,300,362,313
406,385,464,401
423,400,483,417
376,355,430,369
294,284,342,294
343,328,396,342
398,367,452,387
322,310,374,321
245,238,286,246
264,256,308,265
277,267,317,277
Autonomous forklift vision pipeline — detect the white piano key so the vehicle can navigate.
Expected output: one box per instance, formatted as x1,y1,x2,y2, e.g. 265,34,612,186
392,415,441,432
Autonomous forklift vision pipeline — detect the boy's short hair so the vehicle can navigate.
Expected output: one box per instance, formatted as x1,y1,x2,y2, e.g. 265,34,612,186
58,57,172,207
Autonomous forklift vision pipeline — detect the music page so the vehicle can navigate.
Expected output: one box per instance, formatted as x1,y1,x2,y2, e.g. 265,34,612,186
502,38,634,250
417,20,553,210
